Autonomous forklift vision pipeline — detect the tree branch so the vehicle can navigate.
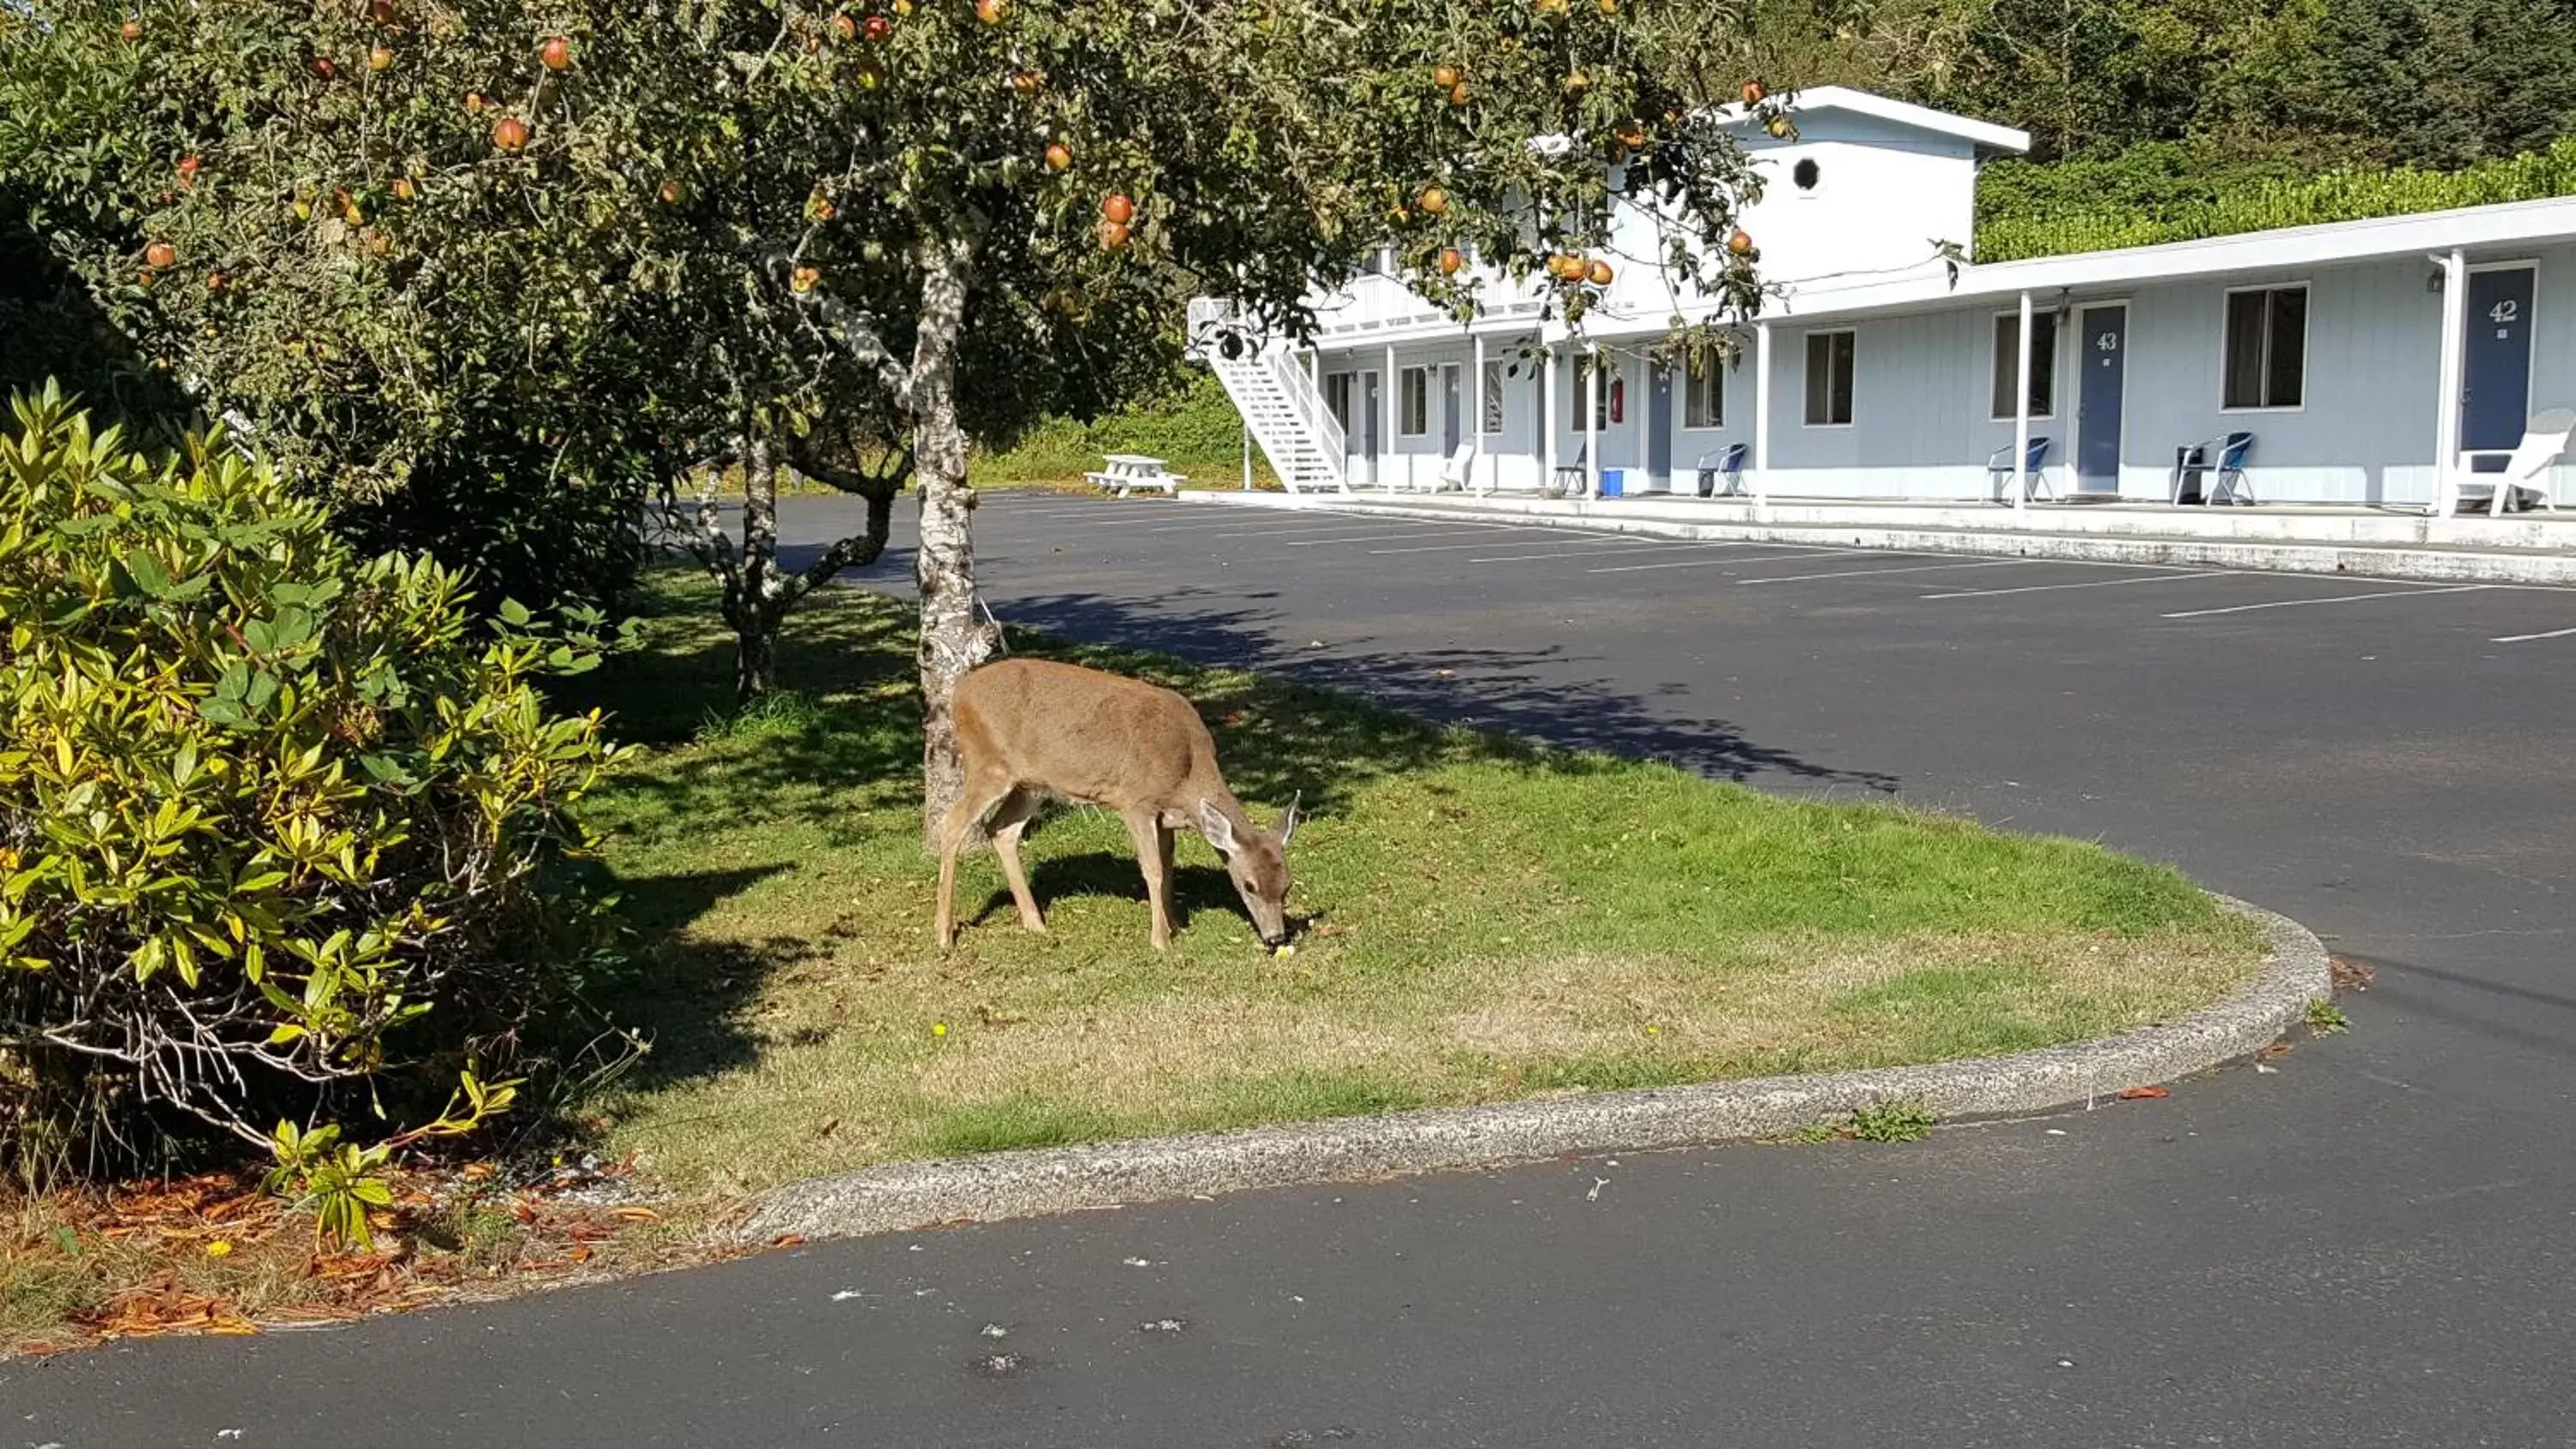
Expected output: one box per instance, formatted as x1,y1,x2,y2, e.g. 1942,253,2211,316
767,252,914,402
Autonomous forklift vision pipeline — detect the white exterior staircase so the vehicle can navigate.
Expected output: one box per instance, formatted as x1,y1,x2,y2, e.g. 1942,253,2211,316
1189,300,1346,494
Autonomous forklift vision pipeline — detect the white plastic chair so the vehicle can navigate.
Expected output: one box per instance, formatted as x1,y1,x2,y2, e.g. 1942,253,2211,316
1435,441,1476,493
2456,407,2573,516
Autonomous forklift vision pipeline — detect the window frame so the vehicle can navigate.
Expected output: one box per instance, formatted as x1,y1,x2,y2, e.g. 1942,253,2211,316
1398,365,1431,438
1681,360,1726,431
1988,309,2060,421
1322,372,1353,432
2219,283,2310,414
1802,329,1856,428
1571,354,1613,433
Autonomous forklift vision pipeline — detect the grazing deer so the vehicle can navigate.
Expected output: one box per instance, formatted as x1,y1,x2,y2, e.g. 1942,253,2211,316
933,658,1300,951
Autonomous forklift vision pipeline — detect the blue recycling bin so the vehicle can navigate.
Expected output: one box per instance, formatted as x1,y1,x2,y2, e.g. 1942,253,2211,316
1598,468,1625,497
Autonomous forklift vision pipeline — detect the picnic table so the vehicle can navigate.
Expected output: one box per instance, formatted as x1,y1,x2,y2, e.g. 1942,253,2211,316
1084,453,1187,496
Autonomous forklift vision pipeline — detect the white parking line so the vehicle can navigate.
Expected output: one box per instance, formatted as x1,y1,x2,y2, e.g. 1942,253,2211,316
1459,542,1747,563
2491,624,2576,643
1209,520,1518,539
1366,530,1644,555
1285,527,1532,546
1739,558,2036,586
1922,569,2233,600
1589,547,1886,574
2161,584,2490,618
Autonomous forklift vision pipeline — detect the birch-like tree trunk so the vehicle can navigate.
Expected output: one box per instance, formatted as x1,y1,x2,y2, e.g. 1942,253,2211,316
909,233,993,845
732,426,785,700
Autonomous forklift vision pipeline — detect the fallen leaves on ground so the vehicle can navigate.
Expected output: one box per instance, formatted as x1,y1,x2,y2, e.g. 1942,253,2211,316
2329,955,2376,991
2117,1085,2170,1100
6,1154,690,1355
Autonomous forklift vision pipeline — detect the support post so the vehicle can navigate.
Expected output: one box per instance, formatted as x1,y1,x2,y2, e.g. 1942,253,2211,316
1242,420,1254,490
1584,344,1601,500
2014,289,2034,515
1383,343,1398,493
1543,344,1559,494
2432,248,2468,517
1471,331,1488,494
1753,323,1773,517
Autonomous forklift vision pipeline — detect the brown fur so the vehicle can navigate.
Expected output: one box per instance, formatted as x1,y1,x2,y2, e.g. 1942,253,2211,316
933,658,1297,950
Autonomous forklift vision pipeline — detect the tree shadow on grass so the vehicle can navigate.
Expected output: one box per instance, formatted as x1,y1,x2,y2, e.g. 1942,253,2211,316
540,864,790,1109
966,585,1898,803
968,856,1242,937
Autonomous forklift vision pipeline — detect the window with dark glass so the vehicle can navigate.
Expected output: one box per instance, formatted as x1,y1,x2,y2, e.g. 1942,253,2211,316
2223,287,2306,409
1804,330,1856,426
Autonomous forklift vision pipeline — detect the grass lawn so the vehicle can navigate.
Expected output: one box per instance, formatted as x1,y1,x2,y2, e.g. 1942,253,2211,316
574,569,2263,1197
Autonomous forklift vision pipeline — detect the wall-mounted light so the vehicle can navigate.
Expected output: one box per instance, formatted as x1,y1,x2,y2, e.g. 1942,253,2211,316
2427,270,2446,293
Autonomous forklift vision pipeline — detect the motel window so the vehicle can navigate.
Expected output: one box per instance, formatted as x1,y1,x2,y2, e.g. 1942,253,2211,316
1481,361,1506,434
1323,373,1353,432
1683,361,1724,429
1990,311,2059,419
1571,355,1613,432
2223,286,2306,410
1399,366,1431,437
1804,330,1856,427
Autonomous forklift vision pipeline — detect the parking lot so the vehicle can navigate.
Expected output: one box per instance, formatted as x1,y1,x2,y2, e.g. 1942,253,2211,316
944,492,2576,648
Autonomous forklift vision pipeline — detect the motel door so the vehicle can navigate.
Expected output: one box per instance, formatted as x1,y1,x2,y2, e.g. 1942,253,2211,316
1441,365,1463,456
2075,304,2127,494
2461,266,2537,459
1645,363,1674,492
1352,370,1381,487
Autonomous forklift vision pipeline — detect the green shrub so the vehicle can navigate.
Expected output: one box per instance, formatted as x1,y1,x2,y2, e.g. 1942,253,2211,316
1978,138,2576,262
972,372,1273,485
0,385,626,1187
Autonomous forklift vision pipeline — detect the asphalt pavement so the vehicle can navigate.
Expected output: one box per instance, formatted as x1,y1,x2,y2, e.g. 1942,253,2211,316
11,492,2574,1448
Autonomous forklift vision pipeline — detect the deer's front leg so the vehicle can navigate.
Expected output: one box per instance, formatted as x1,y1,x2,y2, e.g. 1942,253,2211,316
1124,809,1174,950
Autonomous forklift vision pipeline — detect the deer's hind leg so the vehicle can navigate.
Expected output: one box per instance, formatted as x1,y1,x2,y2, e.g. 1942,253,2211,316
987,787,1048,933
934,772,1017,949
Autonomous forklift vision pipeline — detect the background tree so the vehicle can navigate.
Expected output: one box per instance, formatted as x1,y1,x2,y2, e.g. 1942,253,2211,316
0,0,693,612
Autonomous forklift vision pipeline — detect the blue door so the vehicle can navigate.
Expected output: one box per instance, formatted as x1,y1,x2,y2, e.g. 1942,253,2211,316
2075,304,2126,493
2462,267,2536,457
1646,364,1674,491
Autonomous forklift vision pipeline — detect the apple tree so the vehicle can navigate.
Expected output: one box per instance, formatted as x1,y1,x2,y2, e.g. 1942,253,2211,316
2,0,1789,829
706,0,1786,828
0,0,716,611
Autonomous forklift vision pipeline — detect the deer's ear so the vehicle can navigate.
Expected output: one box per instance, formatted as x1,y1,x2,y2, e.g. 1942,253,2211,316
1198,799,1238,854
1278,791,1301,849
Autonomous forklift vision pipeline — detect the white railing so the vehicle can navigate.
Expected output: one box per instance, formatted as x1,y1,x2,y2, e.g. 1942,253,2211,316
1266,349,1343,469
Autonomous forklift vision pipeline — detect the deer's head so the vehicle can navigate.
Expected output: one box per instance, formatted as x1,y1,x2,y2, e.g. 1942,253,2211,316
1199,795,1299,948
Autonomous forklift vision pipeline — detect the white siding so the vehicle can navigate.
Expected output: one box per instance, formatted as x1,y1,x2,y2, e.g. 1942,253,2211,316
1317,246,2576,506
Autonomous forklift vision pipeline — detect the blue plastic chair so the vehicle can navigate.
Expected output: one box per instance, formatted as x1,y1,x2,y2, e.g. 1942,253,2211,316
1696,442,1749,498
2172,431,2254,505
1988,436,2051,502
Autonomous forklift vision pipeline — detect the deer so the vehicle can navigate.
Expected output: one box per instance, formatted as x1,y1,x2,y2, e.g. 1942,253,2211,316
933,657,1300,952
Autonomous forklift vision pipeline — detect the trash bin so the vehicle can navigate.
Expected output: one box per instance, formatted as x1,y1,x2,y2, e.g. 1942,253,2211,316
1599,468,1625,498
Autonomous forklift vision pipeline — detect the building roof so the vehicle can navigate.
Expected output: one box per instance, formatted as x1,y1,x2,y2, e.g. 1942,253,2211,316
1744,191,2576,325
1716,86,2032,157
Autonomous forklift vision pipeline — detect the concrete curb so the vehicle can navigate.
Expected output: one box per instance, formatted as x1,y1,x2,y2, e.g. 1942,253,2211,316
738,897,2330,1246
1173,490,2576,585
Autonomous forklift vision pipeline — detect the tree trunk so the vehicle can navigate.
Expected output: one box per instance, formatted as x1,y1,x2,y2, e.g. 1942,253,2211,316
732,426,785,703
733,614,777,699
910,235,993,846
